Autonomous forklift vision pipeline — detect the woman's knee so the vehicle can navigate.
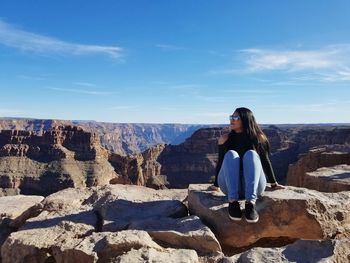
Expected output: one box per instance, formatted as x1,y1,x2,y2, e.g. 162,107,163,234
243,149,259,160
224,150,239,159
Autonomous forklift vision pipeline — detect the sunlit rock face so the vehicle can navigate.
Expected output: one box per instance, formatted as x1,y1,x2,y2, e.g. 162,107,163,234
0,126,118,196
287,144,350,191
0,185,220,263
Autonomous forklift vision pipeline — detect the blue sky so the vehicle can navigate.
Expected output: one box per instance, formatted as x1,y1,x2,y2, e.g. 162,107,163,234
1,0,350,124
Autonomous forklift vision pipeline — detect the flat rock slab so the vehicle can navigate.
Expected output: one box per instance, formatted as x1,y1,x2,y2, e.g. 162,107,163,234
305,164,350,192
0,195,44,227
52,230,163,263
0,195,44,247
129,215,222,254
188,184,350,249
115,247,199,263
224,239,350,263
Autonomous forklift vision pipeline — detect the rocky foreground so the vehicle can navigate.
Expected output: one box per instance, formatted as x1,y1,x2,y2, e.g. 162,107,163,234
1,184,349,262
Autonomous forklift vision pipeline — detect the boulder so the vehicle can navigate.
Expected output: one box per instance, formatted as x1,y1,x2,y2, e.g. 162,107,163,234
304,164,350,192
287,145,350,189
52,230,163,263
129,215,222,254
1,185,197,262
188,184,350,249
0,195,43,248
0,195,44,228
114,247,199,263
224,239,350,263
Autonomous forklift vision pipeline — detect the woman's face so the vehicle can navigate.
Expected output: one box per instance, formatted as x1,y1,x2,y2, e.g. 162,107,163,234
230,111,243,133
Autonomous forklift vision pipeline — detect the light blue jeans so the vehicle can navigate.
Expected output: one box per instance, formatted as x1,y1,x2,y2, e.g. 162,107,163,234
218,150,266,202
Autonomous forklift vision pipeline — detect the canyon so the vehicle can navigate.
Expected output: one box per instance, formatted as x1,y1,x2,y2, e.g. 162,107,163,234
0,119,349,261
1,119,350,194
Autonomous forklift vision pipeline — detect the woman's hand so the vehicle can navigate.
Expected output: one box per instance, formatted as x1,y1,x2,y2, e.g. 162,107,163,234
218,133,229,145
208,185,220,191
270,182,285,190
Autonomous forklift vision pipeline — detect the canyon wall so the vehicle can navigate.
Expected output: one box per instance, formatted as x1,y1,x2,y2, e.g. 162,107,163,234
0,126,117,196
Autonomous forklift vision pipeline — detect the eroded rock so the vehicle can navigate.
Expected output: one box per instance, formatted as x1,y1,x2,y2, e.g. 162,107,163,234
188,184,350,249
303,164,350,192
129,215,222,254
287,145,350,189
114,247,199,263
1,185,212,262
0,126,118,196
0,195,44,248
224,239,350,263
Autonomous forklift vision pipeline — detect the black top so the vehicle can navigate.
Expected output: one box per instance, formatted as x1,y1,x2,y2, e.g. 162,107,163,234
214,131,277,186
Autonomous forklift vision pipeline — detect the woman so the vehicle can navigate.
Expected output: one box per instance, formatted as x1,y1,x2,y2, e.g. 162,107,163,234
211,107,283,223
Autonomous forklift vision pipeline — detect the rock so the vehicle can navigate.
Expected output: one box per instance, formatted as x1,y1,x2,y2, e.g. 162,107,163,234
1,184,192,262
129,215,222,254
287,145,350,188
0,195,44,228
0,126,118,196
114,247,199,263
109,127,350,189
52,230,163,263
224,239,350,263
0,188,20,197
188,184,350,249
304,164,350,192
108,144,169,189
0,118,207,156
0,195,44,248
99,198,187,232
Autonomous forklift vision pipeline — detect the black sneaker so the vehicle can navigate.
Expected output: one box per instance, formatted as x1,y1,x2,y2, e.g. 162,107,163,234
245,202,259,223
228,201,242,221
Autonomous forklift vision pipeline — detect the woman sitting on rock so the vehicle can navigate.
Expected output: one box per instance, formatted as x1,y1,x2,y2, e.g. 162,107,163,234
211,107,283,223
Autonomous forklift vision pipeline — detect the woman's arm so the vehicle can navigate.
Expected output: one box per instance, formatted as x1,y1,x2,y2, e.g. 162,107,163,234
259,150,277,184
213,133,229,186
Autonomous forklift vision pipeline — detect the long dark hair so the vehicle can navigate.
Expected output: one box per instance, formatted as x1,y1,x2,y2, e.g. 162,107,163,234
234,107,270,153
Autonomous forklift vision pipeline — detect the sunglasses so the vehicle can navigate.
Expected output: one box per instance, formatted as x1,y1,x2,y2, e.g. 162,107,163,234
229,115,241,121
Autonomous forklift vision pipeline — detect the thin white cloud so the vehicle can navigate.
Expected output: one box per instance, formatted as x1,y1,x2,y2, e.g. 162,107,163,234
194,94,227,103
17,75,46,81
109,105,137,110
223,89,276,94
261,101,342,113
0,19,123,59
46,87,115,96
213,44,350,83
240,48,334,72
195,112,228,118
168,84,201,90
73,82,96,87
0,108,23,115
157,106,177,111
155,44,186,51
319,68,350,82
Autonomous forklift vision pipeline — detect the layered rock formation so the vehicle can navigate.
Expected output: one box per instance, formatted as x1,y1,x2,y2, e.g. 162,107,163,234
0,118,211,155
0,195,43,247
0,126,118,196
188,184,350,251
0,184,221,263
2,120,350,192
302,165,350,192
287,145,350,191
1,184,349,262
224,239,350,263
110,126,350,189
